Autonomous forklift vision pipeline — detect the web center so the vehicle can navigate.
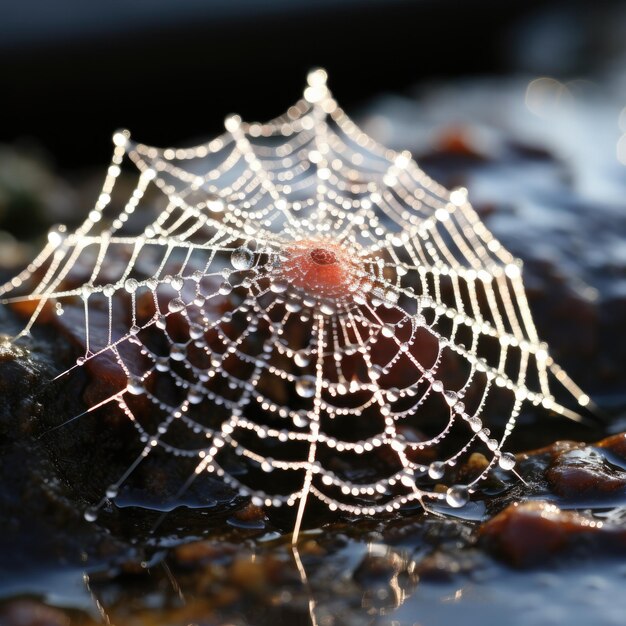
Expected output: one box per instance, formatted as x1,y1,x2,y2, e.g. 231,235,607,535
309,247,338,266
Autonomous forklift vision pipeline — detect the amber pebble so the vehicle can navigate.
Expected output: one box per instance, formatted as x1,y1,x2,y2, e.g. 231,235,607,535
232,503,265,522
597,432,626,460
479,501,626,567
546,446,626,499
228,556,268,590
173,540,236,567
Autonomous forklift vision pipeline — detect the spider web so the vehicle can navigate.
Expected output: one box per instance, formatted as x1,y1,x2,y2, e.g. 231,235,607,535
0,69,591,534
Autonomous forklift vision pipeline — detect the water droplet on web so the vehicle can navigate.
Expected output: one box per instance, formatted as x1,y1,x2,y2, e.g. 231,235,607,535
188,387,204,404
444,390,458,406
286,299,302,313
381,323,395,338
124,278,139,293
271,279,289,294
294,350,310,367
168,298,185,313
129,324,140,336
498,452,517,470
170,275,184,291
295,376,316,397
126,376,145,395
261,460,274,473
428,461,445,480
170,343,187,361
320,302,336,315
155,315,167,330
219,281,233,295
400,470,415,487
231,246,254,270
76,356,86,366
293,411,310,428
468,416,482,432
189,323,204,340
106,485,119,498
384,289,399,305
431,380,444,393
446,485,469,508
84,507,98,522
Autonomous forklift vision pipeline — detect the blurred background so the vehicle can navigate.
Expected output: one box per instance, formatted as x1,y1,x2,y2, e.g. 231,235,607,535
1,0,625,168
2,0,626,397
4,5,626,622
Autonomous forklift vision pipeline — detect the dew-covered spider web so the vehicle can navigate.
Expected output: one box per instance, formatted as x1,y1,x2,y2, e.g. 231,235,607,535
0,69,591,538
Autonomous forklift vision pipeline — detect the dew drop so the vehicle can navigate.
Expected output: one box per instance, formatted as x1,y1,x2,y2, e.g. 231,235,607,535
270,279,289,293
84,508,98,522
444,390,458,406
76,356,86,366
155,314,167,329
231,246,254,270
170,343,187,361
400,470,415,487
103,284,116,298
498,452,517,471
293,411,310,428
219,281,233,295
445,484,469,508
381,324,395,338
188,387,204,404
155,356,169,372
261,460,274,473
320,302,336,315
170,275,184,291
129,324,140,336
168,298,185,313
126,377,145,395
294,350,310,367
431,380,444,393
295,376,316,398
106,485,119,499
468,416,482,432
428,461,445,480
384,289,399,305
189,323,204,340
124,278,139,293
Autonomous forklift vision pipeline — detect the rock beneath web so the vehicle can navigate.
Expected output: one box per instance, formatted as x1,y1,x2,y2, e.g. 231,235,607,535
479,501,626,567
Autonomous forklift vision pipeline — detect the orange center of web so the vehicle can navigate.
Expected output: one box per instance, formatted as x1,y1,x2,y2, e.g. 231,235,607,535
282,240,357,298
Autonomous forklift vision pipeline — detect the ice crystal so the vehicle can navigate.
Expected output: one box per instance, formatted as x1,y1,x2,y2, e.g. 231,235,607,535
0,70,591,539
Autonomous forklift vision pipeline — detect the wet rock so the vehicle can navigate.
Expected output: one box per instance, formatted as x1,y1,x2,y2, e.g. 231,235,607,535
546,446,626,500
479,501,626,567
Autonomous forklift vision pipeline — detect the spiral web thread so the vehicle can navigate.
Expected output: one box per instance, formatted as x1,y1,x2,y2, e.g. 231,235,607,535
0,70,591,537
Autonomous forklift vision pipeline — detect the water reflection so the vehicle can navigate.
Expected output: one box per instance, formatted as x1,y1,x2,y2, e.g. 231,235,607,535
84,536,421,626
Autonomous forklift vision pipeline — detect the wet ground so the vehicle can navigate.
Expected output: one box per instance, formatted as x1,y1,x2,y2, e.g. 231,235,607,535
2,74,626,625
